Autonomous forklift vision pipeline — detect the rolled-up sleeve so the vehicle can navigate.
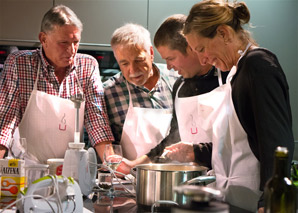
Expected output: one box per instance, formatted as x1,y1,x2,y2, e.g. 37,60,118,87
193,142,212,169
84,65,114,145
0,54,21,149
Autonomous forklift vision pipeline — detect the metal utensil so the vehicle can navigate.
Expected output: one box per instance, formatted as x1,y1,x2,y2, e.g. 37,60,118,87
160,150,169,159
181,175,216,186
70,94,84,144
155,150,172,163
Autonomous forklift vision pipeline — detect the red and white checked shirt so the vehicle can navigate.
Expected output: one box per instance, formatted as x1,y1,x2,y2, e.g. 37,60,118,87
0,48,114,149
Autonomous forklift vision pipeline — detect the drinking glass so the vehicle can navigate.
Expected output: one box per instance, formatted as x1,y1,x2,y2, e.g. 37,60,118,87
103,144,123,197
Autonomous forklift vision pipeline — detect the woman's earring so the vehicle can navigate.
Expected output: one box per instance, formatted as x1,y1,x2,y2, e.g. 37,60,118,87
238,49,244,55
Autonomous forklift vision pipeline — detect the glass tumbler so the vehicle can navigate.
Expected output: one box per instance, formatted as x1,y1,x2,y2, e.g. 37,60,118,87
24,164,49,196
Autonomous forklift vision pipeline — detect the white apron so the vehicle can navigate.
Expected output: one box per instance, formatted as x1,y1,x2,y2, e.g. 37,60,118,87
185,43,261,212
120,80,172,160
14,61,85,164
175,70,223,143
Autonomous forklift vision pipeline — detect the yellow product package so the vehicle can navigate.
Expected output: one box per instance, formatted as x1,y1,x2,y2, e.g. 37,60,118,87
0,158,25,197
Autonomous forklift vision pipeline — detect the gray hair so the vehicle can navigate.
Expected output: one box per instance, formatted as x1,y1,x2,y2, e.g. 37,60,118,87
111,23,152,53
41,5,83,33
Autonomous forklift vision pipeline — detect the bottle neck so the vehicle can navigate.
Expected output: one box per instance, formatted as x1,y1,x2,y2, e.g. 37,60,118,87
274,156,289,178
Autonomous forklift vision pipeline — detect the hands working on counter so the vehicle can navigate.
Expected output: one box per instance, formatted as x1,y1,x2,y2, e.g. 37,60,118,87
163,142,195,163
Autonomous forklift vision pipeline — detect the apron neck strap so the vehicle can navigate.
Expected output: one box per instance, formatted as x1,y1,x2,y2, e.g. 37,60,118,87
217,68,223,86
34,60,41,90
58,70,84,97
236,42,252,66
34,59,84,98
72,69,84,97
227,42,252,82
125,80,134,108
176,80,184,99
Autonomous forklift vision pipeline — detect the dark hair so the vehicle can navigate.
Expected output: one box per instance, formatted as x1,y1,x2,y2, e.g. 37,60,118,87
184,0,254,43
41,5,82,33
154,14,188,55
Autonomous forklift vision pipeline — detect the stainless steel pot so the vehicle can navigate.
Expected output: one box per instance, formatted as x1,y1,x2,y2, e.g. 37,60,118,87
133,163,208,207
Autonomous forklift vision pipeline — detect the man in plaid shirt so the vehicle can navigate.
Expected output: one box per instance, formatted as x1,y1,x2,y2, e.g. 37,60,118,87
0,5,113,163
104,23,179,163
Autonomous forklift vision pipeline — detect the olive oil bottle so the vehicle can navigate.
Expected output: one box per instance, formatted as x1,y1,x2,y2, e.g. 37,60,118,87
264,146,296,212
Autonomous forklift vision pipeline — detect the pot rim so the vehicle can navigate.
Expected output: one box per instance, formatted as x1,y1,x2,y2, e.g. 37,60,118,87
135,163,208,172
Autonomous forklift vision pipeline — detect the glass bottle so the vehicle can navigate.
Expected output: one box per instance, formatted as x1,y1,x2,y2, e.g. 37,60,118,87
264,146,296,213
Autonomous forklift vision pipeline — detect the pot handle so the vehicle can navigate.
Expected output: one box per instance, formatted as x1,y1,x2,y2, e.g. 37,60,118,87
151,200,178,213
181,175,216,186
130,167,137,177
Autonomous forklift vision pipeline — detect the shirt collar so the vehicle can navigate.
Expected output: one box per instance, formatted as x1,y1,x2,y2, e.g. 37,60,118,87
183,66,216,82
38,47,76,75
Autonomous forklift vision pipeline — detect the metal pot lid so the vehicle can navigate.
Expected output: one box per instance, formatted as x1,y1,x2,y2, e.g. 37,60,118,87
174,185,222,202
135,163,208,172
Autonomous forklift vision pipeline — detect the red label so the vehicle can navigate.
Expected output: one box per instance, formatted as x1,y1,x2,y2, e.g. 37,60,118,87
56,165,63,175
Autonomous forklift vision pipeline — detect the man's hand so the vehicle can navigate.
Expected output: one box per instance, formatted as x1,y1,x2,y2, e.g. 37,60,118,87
164,141,195,162
0,145,7,159
116,155,151,175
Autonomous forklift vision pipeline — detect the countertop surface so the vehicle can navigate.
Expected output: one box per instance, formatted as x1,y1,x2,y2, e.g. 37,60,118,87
0,180,255,213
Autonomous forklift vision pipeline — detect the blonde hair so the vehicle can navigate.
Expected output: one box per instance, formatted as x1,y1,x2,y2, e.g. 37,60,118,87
184,0,255,44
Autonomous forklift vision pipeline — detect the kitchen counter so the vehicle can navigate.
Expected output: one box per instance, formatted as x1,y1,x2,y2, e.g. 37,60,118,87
84,183,141,213
0,177,138,213
0,183,258,213
0,197,95,213
84,194,255,213
83,180,257,213
84,195,138,213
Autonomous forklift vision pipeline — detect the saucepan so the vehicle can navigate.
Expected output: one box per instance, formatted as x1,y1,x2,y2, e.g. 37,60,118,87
131,163,215,207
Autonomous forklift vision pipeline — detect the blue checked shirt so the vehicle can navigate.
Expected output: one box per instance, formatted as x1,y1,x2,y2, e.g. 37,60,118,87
103,63,179,143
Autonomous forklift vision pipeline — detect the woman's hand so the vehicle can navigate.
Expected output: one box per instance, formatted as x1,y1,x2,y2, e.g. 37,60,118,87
116,158,135,175
164,142,195,162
